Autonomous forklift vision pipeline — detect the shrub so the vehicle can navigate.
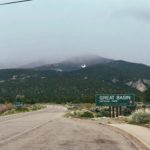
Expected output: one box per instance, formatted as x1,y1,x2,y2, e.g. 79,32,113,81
96,109,110,117
2,109,16,115
77,109,94,118
16,107,29,112
65,109,94,118
128,109,150,124
123,108,133,116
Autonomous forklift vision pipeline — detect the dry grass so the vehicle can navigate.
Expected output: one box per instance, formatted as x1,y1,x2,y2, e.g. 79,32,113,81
0,103,15,113
0,103,46,116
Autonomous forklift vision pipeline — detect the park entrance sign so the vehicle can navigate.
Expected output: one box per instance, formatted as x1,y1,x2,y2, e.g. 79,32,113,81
96,94,136,118
96,94,135,106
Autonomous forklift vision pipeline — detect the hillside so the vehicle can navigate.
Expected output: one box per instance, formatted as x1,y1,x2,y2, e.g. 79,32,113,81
0,57,150,103
69,60,150,91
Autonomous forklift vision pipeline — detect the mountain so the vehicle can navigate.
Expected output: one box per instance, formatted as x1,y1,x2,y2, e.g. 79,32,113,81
62,55,112,66
34,55,112,71
0,56,150,103
68,60,150,92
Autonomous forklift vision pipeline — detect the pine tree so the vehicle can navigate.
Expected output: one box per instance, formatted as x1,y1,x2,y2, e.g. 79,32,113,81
144,88,150,103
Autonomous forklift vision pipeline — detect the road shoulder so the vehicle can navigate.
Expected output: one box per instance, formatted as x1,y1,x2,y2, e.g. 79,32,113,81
109,123,150,150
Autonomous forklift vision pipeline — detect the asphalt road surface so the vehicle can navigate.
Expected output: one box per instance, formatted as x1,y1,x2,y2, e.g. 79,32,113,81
0,105,143,150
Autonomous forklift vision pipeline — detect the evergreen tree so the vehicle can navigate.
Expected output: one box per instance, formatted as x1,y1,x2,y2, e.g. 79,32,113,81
144,88,150,103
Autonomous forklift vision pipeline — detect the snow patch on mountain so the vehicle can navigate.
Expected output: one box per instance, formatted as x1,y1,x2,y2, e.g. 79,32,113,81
81,64,87,69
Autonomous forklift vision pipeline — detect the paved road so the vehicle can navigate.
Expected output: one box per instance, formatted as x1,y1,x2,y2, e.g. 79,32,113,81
0,105,143,150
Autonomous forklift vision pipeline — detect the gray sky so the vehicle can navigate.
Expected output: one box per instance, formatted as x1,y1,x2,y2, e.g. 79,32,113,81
0,0,150,68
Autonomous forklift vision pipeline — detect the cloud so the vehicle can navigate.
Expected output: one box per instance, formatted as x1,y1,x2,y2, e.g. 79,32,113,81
112,1,150,23
130,9,150,23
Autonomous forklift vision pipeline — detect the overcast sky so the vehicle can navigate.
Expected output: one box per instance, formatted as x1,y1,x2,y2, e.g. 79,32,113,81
0,0,150,68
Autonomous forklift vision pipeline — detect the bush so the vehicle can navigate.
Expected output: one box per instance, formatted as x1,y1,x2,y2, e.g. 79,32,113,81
16,107,29,112
2,109,16,115
65,109,94,118
144,88,150,103
77,109,94,118
123,108,133,116
96,109,110,117
128,109,150,124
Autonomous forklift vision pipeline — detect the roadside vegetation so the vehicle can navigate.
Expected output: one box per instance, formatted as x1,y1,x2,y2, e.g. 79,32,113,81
0,103,46,116
65,103,150,128
127,109,150,128
65,103,136,119
127,90,150,127
65,103,110,119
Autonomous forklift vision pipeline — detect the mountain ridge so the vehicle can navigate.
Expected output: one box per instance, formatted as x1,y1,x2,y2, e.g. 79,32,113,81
0,56,150,103
21,55,112,71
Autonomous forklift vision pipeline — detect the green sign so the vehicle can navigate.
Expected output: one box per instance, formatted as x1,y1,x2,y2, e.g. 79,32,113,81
15,102,24,107
96,94,135,106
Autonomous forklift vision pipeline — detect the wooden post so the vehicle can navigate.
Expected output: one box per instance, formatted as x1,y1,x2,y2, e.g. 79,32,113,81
119,106,122,116
109,106,111,118
116,106,119,117
112,106,115,118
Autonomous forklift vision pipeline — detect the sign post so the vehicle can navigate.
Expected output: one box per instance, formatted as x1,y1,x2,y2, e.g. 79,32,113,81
109,106,111,118
96,94,136,117
119,106,122,116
